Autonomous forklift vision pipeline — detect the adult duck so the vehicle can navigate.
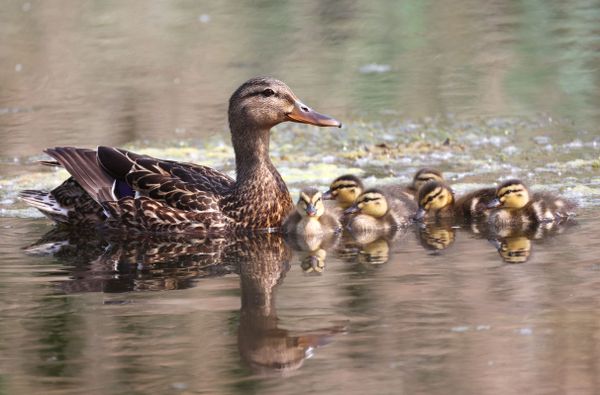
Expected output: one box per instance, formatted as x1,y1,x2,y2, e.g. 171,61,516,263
20,77,341,234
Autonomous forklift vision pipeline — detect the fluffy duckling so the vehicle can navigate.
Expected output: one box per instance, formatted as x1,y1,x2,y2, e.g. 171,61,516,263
486,179,576,226
414,181,456,221
283,188,341,236
344,189,416,233
323,174,364,210
415,180,499,222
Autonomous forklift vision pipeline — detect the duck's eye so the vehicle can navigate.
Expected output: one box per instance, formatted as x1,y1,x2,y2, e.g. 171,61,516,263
438,195,444,200
262,88,275,97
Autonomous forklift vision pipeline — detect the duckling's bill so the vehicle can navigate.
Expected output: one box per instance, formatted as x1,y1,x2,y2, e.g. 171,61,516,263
285,100,342,128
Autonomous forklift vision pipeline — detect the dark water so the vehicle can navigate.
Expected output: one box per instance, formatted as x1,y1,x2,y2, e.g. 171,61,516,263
1,1,600,394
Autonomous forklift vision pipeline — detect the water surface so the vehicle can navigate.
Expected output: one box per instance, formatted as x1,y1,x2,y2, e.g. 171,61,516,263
1,1,600,394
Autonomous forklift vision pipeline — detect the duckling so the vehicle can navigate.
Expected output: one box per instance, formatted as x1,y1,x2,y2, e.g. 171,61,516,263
414,181,456,221
322,174,364,210
344,189,416,233
414,180,498,222
486,179,576,226
283,188,341,237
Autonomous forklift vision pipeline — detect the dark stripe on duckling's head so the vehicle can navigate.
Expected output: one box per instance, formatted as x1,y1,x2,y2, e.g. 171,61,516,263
350,188,389,218
297,187,324,218
492,179,530,209
417,181,454,211
326,174,364,207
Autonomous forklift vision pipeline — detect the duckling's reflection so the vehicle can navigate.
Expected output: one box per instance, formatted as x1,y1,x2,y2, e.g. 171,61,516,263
285,230,340,274
490,236,531,264
334,228,405,266
416,222,456,252
27,229,344,374
470,220,575,264
357,238,390,265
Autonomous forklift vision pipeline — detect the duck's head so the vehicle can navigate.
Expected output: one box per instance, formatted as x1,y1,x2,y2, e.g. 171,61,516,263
414,181,454,221
487,179,530,209
296,187,325,218
323,174,364,208
412,168,444,191
228,77,341,131
344,189,389,218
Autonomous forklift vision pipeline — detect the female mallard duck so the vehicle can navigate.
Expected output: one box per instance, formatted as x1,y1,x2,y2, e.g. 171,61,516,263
344,188,416,233
19,77,341,233
414,180,495,222
283,188,341,237
486,179,576,226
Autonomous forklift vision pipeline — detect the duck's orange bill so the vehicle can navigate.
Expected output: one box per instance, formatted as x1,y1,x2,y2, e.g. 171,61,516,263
286,100,342,128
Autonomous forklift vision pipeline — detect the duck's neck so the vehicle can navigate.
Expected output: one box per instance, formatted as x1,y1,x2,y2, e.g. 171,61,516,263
229,125,294,227
232,126,272,180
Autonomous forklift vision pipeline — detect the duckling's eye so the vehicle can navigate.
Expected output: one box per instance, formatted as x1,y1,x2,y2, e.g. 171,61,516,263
438,195,444,200
262,88,275,97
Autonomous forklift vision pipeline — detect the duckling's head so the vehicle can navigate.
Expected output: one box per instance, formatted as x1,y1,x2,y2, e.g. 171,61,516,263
412,168,444,191
488,179,530,209
296,187,325,218
323,174,364,208
344,189,389,218
228,77,341,132
414,181,454,220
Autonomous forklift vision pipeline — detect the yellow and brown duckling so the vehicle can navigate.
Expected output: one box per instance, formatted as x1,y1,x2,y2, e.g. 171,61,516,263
414,181,456,221
415,180,498,222
344,188,416,233
486,179,576,226
283,188,341,237
20,77,341,234
323,174,364,210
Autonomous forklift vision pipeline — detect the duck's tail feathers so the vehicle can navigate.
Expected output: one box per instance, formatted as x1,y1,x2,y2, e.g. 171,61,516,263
44,147,115,203
18,190,71,223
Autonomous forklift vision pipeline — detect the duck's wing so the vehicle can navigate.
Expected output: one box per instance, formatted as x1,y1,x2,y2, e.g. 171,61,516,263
97,147,234,196
45,146,234,213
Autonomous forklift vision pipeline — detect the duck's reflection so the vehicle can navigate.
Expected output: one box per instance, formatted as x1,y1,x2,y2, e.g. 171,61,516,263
236,234,345,374
26,229,344,374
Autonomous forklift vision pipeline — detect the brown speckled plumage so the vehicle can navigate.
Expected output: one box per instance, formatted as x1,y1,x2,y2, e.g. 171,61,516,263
19,77,341,234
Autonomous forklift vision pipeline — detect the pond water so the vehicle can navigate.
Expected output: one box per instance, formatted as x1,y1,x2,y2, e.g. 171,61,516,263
1,1,600,394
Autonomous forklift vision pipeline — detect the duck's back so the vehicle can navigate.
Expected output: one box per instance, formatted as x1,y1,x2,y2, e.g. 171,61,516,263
456,187,496,220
